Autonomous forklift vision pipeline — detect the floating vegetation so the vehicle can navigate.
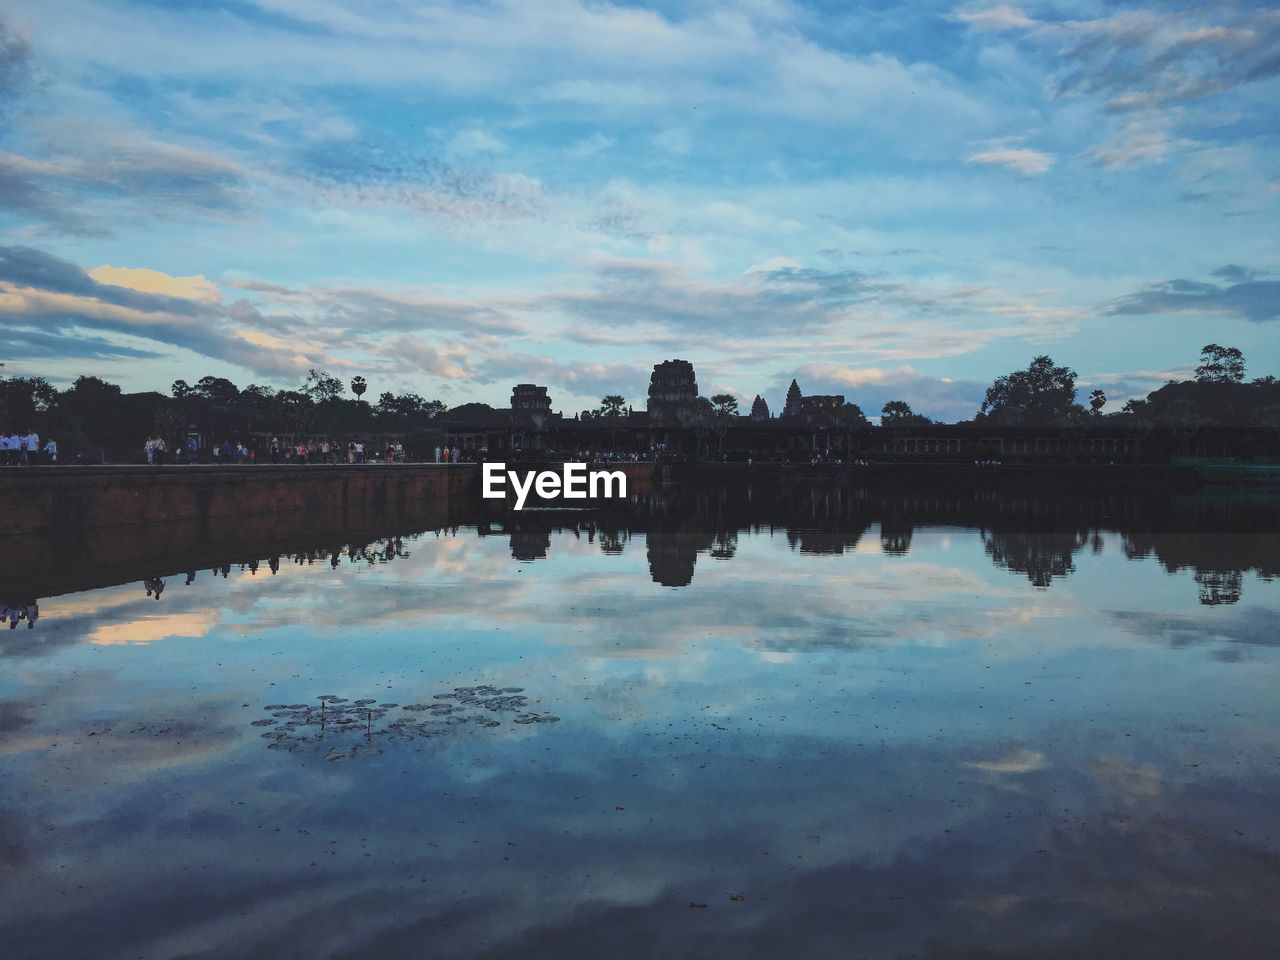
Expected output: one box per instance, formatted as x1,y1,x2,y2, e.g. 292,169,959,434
252,684,558,758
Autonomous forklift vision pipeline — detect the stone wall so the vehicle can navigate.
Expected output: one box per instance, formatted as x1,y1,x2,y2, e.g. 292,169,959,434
0,464,478,537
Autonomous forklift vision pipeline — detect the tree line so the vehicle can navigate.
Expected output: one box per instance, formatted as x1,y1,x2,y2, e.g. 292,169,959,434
0,369,452,461
2,344,1275,461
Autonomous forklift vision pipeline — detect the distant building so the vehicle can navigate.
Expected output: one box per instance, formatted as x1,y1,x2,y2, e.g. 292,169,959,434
782,379,803,419
750,395,770,421
511,384,552,429
800,395,844,414
647,359,700,429
509,383,557,452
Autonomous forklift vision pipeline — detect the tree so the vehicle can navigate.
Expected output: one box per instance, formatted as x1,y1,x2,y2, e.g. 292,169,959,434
1089,389,1106,415
709,393,739,417
302,368,345,402
837,402,869,426
350,376,368,402
599,395,627,418
171,379,192,398
193,376,240,407
879,400,932,426
1195,344,1245,384
0,376,58,429
978,356,1079,426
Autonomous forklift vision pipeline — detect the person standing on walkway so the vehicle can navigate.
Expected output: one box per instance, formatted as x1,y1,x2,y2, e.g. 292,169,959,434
22,429,39,465
43,438,57,464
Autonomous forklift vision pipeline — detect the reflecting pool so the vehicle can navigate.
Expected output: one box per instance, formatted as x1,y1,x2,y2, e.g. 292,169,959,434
2,487,1278,958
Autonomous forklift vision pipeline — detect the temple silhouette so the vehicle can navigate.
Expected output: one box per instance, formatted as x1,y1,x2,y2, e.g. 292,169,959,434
440,358,1210,463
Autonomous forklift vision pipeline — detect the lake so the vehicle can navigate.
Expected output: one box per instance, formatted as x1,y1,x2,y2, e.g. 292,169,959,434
2,484,1278,958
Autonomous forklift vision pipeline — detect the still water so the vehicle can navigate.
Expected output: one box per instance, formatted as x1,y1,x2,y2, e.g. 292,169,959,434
2,487,1278,958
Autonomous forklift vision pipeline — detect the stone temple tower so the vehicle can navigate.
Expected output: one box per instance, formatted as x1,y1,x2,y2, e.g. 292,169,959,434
782,379,803,419
647,359,699,428
750,395,770,420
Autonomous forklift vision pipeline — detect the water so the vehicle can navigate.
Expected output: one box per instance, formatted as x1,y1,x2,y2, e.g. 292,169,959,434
2,487,1278,958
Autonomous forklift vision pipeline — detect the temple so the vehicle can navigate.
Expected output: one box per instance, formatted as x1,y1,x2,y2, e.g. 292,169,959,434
434,358,1168,464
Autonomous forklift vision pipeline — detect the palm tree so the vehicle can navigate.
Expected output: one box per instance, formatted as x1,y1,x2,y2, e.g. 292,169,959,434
350,376,368,402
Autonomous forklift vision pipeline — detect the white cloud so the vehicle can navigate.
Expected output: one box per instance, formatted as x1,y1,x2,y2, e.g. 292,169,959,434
951,6,1036,32
967,147,1054,175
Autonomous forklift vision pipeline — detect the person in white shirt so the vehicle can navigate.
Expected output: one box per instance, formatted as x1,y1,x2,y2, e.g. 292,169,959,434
22,430,38,465
43,438,57,464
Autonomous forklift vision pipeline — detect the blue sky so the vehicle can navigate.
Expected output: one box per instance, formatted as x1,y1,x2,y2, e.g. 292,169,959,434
0,0,1276,420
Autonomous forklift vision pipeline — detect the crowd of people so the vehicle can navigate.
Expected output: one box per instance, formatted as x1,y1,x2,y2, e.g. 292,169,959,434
139,436,412,465
1,430,57,464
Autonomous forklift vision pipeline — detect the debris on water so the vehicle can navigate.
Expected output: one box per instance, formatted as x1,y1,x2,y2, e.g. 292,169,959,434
688,902,708,909
250,683,558,759
728,894,745,902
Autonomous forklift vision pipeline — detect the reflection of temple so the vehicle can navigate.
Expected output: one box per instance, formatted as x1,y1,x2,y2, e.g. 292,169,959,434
510,528,552,561
982,531,1089,588
10,481,1276,620
646,530,708,587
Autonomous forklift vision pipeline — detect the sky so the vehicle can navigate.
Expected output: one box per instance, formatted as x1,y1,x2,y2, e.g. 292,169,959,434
0,0,1276,421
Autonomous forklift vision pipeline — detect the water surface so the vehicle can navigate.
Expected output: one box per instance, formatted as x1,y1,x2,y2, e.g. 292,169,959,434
2,488,1278,958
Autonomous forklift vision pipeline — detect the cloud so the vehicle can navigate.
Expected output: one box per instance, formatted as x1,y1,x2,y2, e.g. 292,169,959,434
1084,121,1190,170
950,6,1036,32
1105,268,1280,323
780,363,988,422
87,266,222,303
967,147,1054,175
0,14,31,101
956,5,1280,113
475,350,650,402
0,245,313,377
0,131,251,235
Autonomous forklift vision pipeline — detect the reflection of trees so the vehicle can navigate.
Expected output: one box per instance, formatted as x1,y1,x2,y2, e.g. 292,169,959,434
1123,530,1280,606
982,530,1089,588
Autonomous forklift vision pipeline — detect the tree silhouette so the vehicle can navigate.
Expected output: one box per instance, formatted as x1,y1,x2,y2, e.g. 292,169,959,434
1089,389,1106,415
710,393,739,417
1195,344,1245,384
350,376,368,401
978,356,1079,425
